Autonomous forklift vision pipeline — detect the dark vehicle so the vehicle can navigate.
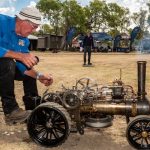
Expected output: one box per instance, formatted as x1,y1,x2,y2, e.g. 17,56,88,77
113,34,130,53
113,26,141,53
92,32,113,52
27,61,150,150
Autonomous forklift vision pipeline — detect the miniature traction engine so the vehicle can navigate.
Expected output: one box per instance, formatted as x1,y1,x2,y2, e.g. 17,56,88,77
27,61,150,150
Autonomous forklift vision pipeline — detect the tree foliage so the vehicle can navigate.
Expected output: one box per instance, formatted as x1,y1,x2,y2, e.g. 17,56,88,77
85,0,106,31
42,24,53,34
61,0,86,34
36,0,149,41
37,0,62,35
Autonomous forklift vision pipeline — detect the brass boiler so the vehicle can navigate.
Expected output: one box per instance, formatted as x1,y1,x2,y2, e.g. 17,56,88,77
80,61,150,117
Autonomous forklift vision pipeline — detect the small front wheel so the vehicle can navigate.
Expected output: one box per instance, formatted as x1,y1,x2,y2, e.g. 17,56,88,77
126,115,150,149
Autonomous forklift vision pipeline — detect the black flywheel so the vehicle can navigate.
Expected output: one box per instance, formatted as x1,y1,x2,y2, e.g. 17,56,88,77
27,102,71,147
126,115,150,149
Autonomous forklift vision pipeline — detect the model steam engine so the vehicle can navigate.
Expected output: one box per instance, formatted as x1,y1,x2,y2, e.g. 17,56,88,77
27,61,150,149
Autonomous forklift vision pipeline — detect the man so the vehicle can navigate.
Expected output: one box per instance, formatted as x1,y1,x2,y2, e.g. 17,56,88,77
83,32,94,65
0,7,53,124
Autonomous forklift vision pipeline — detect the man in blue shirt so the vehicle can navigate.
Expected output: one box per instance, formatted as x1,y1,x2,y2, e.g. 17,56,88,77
0,7,53,124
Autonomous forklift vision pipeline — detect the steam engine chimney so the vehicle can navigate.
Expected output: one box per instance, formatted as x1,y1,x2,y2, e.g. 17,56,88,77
137,61,147,100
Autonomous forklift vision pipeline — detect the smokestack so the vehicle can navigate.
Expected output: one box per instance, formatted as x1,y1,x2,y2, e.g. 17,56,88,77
137,61,147,100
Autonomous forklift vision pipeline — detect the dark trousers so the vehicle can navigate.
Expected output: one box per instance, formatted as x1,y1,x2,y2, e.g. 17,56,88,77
0,58,38,114
83,46,91,64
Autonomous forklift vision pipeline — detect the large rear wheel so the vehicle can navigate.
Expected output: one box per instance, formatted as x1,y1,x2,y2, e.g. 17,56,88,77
27,102,71,147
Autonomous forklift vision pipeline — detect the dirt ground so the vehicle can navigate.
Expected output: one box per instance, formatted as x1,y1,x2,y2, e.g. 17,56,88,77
1,51,150,150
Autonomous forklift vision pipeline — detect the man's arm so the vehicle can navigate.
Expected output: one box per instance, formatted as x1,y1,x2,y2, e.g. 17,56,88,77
1,47,53,87
4,50,38,68
91,36,94,49
83,36,86,48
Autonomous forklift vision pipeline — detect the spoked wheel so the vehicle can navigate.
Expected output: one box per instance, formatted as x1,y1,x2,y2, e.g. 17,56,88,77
27,102,71,147
126,115,150,149
76,77,98,92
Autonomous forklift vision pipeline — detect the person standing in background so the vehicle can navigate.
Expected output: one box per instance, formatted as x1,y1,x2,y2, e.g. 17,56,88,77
83,32,94,66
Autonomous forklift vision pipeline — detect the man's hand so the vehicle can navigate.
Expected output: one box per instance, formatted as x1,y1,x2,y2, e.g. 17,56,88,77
24,70,53,86
19,53,38,68
4,51,38,69
38,74,53,86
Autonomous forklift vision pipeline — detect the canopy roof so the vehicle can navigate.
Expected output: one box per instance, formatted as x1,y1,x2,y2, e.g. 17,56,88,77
92,32,113,41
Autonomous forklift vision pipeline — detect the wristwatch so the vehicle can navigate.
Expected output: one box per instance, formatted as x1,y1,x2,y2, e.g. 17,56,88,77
36,72,43,80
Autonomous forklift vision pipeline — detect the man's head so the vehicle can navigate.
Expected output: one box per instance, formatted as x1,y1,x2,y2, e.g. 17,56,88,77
15,7,41,37
87,32,91,37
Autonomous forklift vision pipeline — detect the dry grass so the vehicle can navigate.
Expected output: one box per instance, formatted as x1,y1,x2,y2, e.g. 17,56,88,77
1,51,150,150
33,51,150,95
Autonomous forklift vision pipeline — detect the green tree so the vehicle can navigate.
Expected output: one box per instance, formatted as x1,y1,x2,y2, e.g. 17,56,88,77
61,0,86,49
42,24,53,34
37,0,87,49
105,3,130,33
84,1,130,35
146,2,150,33
62,0,86,34
131,9,147,31
84,0,107,32
37,0,62,35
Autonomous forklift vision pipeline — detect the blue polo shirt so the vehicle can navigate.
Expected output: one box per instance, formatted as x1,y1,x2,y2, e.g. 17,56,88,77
0,14,30,74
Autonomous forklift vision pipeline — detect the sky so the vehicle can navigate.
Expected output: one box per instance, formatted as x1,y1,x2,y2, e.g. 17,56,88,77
0,0,149,16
